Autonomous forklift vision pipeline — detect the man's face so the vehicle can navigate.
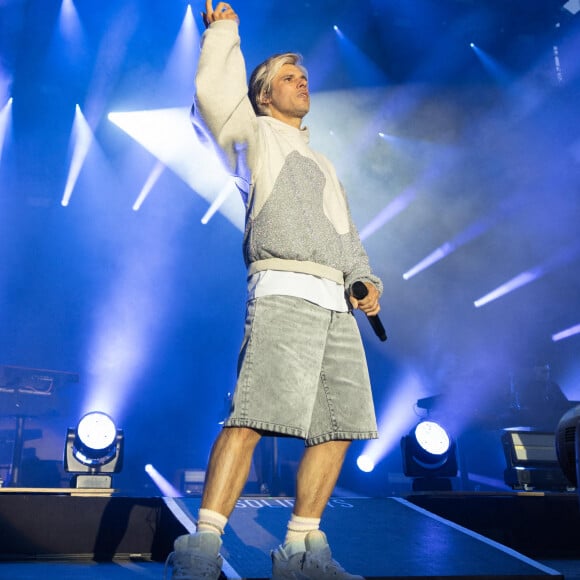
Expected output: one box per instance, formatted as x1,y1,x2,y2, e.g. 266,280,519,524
265,63,310,128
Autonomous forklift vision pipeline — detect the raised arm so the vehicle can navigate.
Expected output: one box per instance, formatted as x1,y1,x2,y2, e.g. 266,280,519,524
194,1,257,172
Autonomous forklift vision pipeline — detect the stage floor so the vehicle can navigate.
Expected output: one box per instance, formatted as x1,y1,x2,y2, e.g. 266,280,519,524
0,492,574,579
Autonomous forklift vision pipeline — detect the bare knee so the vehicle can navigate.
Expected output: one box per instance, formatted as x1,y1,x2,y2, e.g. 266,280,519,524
218,426,262,450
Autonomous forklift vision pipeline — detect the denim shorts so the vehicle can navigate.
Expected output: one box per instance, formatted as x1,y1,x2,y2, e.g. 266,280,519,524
224,295,378,446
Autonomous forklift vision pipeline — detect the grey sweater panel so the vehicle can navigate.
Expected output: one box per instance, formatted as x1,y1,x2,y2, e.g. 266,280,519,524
244,150,380,292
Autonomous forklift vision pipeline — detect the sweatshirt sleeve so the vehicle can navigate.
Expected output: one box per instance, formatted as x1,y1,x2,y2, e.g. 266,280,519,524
342,191,383,296
193,20,258,175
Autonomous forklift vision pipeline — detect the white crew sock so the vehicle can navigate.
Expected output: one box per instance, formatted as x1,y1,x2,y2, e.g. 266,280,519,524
283,514,321,553
197,508,228,536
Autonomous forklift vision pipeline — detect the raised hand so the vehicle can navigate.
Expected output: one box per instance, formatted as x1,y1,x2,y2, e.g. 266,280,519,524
202,1,239,28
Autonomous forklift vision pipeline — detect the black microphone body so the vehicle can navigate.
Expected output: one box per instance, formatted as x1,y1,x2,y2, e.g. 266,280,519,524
351,281,387,342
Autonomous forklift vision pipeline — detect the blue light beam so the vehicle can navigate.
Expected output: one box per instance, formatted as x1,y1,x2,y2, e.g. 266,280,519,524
359,368,431,470
403,196,524,280
333,24,388,87
359,188,417,241
474,243,580,308
552,323,580,343
0,97,13,164
159,4,200,106
133,160,165,211
145,464,182,497
62,104,93,207
59,0,83,46
470,43,512,85
108,107,244,229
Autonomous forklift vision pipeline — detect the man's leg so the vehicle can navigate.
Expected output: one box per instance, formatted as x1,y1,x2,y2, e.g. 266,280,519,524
201,426,262,516
272,440,363,580
294,440,351,517
168,426,261,580
282,440,350,546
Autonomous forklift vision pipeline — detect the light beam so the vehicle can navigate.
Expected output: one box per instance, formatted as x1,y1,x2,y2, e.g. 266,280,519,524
474,243,580,308
0,97,13,164
359,368,431,470
62,104,93,207
108,107,244,228
59,0,83,45
552,323,580,342
145,464,182,497
470,43,512,85
133,160,165,211
159,3,200,106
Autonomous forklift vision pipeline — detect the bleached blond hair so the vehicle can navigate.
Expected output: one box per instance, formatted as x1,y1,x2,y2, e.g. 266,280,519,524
248,52,307,116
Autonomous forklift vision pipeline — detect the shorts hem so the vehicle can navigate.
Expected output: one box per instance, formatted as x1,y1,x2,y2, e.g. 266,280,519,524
223,421,378,447
223,418,306,439
306,431,379,447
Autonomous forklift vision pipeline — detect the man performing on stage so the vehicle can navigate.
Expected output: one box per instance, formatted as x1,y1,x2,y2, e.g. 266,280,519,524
167,2,384,578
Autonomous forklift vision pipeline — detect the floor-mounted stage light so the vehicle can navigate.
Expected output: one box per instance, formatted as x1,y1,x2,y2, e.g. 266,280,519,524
555,405,580,488
64,411,124,488
502,428,571,491
401,420,457,490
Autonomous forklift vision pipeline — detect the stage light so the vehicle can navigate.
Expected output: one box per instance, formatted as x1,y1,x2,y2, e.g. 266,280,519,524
416,421,450,455
555,405,580,487
64,411,124,488
356,455,375,473
503,428,571,491
401,420,457,486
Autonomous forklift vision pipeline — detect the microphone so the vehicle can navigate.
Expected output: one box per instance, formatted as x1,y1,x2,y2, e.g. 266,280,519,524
351,281,387,342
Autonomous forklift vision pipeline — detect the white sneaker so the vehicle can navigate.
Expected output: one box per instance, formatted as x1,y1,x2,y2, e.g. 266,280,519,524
271,530,364,579
165,532,223,580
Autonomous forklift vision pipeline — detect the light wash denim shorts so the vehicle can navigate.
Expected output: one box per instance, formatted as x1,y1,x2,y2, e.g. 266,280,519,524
224,295,378,446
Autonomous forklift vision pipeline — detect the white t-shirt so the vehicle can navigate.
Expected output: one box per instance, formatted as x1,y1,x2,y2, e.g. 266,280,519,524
247,270,349,313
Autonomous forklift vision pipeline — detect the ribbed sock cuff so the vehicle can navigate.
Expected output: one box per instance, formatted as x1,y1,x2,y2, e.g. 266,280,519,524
197,508,228,535
284,513,321,547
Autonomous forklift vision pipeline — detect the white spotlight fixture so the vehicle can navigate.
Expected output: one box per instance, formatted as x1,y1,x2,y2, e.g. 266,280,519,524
356,454,375,473
415,420,451,456
401,420,457,489
64,411,124,488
